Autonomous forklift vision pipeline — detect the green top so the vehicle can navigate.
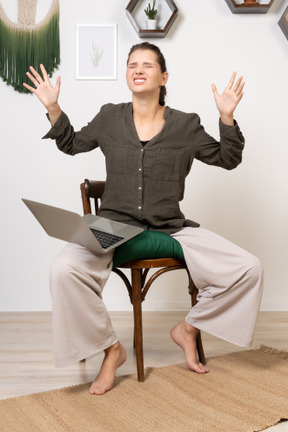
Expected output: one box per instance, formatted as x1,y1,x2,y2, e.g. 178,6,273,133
44,102,245,234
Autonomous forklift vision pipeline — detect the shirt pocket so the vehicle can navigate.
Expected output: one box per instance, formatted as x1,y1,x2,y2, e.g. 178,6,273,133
145,148,185,181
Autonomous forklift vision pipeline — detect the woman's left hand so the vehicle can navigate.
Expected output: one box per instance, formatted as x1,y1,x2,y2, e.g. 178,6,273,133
211,72,245,125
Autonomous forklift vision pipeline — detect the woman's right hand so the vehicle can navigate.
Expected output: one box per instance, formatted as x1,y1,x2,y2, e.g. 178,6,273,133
23,64,62,125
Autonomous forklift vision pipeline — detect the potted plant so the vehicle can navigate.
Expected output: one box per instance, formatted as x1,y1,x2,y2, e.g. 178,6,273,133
144,0,158,29
243,0,260,4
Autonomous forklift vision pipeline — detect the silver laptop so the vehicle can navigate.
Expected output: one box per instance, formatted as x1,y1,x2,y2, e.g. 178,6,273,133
22,199,143,253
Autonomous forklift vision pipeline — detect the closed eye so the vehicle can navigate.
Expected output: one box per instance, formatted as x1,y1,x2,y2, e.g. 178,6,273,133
127,62,154,68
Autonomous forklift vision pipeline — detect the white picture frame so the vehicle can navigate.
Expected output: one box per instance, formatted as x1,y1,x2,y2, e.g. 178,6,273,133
76,24,117,80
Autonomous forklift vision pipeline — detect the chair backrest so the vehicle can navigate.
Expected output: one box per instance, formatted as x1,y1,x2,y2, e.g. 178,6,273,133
80,179,105,215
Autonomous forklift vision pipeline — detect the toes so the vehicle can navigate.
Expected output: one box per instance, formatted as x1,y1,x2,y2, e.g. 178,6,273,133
89,382,109,395
90,389,105,395
188,362,209,374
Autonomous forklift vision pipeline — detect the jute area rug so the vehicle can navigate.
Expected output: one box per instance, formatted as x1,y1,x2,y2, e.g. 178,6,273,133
0,346,287,432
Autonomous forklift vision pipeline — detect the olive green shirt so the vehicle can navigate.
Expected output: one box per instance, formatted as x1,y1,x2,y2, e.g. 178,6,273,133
43,102,245,234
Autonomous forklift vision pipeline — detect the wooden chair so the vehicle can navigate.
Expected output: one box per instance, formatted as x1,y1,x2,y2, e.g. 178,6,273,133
80,179,206,381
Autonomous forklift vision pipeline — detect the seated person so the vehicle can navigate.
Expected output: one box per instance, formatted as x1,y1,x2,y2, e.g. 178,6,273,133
24,42,263,395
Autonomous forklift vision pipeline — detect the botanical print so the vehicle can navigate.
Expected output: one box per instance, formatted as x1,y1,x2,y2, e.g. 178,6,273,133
90,42,104,68
76,25,116,80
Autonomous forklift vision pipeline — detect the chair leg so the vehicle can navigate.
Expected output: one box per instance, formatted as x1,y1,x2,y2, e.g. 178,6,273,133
196,332,206,365
188,275,206,365
131,268,144,382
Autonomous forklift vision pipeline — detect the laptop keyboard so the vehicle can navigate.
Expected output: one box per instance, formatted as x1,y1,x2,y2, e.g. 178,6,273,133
90,228,124,249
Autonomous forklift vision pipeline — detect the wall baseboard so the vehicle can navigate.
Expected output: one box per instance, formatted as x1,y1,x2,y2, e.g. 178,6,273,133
0,300,52,312
1,300,288,312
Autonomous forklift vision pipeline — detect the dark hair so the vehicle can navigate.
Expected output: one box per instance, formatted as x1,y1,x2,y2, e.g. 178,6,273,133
127,42,167,107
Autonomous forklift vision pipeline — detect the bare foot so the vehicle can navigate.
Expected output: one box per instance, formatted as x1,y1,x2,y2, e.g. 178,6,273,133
170,320,208,374
89,341,127,395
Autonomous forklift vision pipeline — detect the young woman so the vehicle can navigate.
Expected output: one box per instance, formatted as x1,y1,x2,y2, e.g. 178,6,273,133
24,42,263,395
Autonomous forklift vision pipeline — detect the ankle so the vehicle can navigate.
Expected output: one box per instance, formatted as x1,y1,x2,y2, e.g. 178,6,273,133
182,320,199,336
104,341,120,354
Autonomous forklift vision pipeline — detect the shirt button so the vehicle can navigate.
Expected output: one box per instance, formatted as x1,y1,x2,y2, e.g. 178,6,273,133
138,186,142,190
138,206,142,210
139,168,142,171
141,149,144,152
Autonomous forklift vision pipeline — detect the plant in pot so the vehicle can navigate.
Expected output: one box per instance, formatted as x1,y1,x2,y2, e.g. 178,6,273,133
242,0,260,4
144,0,158,29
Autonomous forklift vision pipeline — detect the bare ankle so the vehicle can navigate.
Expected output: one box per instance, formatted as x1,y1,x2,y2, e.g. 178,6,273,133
89,342,127,395
170,321,208,374
104,341,120,356
183,320,200,336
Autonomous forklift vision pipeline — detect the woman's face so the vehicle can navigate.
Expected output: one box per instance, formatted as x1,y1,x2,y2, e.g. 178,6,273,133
126,49,168,97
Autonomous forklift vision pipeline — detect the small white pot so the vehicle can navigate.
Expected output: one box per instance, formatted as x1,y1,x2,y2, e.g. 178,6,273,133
146,19,157,29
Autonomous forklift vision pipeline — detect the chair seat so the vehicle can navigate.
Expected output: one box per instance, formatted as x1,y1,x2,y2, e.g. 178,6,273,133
120,257,185,269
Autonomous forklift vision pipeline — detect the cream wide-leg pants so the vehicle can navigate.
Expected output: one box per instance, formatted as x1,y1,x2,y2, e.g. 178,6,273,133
50,227,263,368
50,244,116,367
171,228,263,348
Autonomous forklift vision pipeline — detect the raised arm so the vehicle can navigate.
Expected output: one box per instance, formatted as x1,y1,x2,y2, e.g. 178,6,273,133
23,64,62,126
211,72,245,126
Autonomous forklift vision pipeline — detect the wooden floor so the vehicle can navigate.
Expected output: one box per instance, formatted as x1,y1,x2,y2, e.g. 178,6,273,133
1,311,287,431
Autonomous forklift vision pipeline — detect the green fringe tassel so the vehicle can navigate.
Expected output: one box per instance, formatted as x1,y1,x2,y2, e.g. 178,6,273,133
0,4,60,94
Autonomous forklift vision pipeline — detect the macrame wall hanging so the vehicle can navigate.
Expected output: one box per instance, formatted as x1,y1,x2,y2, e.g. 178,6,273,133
0,0,60,93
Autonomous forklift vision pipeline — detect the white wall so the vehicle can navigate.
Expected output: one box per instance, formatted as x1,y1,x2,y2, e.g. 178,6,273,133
1,0,288,312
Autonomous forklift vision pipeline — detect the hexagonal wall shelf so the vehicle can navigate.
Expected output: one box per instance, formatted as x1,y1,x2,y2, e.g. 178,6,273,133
126,0,178,38
224,0,275,14
278,6,288,41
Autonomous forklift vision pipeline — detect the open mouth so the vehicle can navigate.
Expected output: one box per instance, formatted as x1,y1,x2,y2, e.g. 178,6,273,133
134,78,146,84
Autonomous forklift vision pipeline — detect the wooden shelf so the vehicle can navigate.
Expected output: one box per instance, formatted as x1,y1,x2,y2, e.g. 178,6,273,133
278,6,288,41
224,0,275,14
125,0,178,38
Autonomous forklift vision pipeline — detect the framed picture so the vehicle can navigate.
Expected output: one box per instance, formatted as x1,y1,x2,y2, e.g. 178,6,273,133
278,6,288,41
76,24,117,80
